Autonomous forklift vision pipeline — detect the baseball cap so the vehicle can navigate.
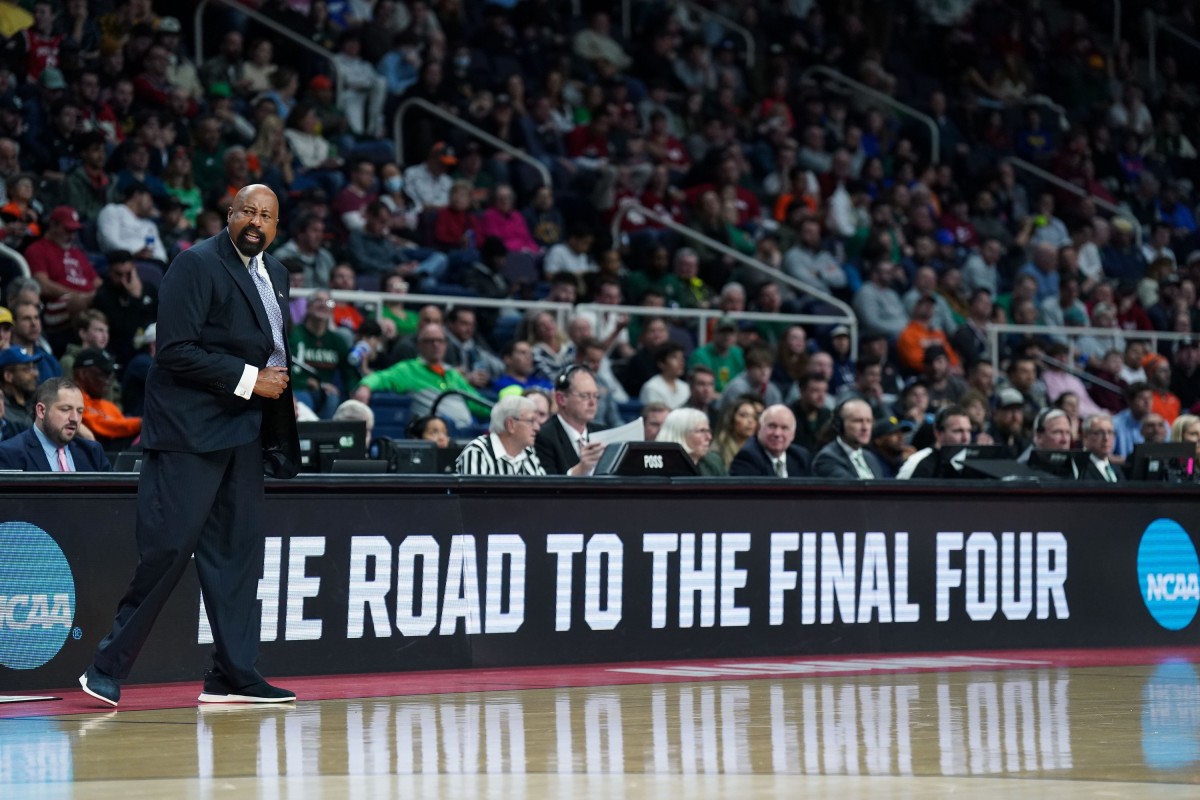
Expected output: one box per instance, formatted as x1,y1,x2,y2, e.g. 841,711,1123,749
0,306,11,326
1141,353,1168,370
872,415,912,438
39,68,66,90
48,206,83,231
923,344,948,364
997,387,1024,408
75,348,114,373
830,324,851,338
157,16,181,34
310,75,333,91
715,316,737,332
208,82,232,98
0,346,42,368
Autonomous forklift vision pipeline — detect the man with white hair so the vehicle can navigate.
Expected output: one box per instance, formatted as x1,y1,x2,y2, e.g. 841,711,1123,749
456,395,546,475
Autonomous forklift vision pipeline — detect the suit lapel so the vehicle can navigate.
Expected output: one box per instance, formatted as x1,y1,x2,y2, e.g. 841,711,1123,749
25,431,51,471
217,231,273,341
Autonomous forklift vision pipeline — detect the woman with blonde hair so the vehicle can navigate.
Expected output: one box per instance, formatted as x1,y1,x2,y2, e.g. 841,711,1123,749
657,408,725,475
1170,413,1200,456
527,310,571,380
248,113,294,189
714,394,764,469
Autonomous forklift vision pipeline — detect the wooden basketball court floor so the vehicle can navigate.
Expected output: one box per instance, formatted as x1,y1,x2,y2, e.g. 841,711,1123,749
2,648,1198,798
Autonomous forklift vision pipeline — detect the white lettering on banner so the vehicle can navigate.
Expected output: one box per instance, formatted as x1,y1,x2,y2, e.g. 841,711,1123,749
1146,573,1200,601
720,533,751,628
584,534,622,630
347,536,392,639
547,534,584,632
394,535,440,637
643,533,678,629
644,533,754,629
679,533,717,628
200,537,282,645
485,534,526,634
439,535,482,635
0,594,71,630
937,532,1069,622
767,532,920,626
285,537,325,640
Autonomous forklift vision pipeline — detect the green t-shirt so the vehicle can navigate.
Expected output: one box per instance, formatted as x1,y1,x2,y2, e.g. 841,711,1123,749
361,358,490,419
688,344,745,391
289,325,358,394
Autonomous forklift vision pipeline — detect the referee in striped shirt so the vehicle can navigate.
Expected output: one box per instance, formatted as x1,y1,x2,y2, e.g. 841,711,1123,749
455,395,547,476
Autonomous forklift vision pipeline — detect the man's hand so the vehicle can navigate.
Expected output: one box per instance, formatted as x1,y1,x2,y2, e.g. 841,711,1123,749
252,366,290,399
569,441,605,476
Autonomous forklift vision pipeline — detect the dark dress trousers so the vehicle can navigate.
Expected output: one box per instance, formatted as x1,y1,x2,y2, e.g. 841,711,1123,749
92,230,300,687
728,437,812,477
811,439,886,478
0,427,111,471
534,415,602,475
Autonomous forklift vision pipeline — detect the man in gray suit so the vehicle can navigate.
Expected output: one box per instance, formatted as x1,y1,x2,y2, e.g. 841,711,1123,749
80,185,301,708
812,398,886,479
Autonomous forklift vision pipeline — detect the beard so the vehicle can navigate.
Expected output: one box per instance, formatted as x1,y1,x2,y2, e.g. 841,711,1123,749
234,226,268,256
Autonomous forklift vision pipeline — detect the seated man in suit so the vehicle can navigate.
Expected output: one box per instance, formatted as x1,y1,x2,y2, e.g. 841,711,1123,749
896,405,972,479
729,404,811,477
1081,412,1122,482
534,365,606,476
0,377,111,471
812,398,887,479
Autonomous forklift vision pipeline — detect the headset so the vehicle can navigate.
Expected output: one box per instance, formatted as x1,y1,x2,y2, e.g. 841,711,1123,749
555,363,594,394
831,398,852,438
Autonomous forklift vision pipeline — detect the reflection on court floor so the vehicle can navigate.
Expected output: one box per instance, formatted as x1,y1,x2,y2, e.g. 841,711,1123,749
5,662,1198,790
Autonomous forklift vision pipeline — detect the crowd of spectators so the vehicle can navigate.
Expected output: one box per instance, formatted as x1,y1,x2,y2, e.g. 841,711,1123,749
3,0,1200,479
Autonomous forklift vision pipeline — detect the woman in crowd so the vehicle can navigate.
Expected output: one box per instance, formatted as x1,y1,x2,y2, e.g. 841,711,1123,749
658,408,725,476
527,311,572,380
380,270,419,339
407,415,451,448
162,146,202,226
714,395,764,469
1170,414,1200,457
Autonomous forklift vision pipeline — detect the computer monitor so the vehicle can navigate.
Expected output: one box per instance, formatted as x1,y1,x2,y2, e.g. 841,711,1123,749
1128,443,1197,482
934,444,1010,479
112,451,143,472
297,421,368,473
594,442,699,477
1027,449,1091,480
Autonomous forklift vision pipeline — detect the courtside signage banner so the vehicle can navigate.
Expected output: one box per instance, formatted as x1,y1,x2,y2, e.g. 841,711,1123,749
0,487,1197,689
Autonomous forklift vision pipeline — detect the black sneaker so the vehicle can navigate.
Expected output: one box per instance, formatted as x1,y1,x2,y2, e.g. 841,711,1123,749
79,665,120,707
198,671,295,704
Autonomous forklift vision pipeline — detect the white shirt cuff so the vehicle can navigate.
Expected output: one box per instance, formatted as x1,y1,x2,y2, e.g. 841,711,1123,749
235,364,259,399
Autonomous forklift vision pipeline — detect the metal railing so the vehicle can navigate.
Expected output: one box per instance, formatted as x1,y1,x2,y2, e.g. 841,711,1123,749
194,0,343,95
1005,157,1143,247
0,241,30,278
574,303,846,350
609,201,858,351
394,98,551,187
1146,13,1200,91
801,66,940,165
622,0,756,67
1037,353,1122,394
986,322,1193,372
291,287,575,331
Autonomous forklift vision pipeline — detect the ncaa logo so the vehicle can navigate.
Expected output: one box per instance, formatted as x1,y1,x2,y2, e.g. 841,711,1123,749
1137,518,1200,631
0,522,76,669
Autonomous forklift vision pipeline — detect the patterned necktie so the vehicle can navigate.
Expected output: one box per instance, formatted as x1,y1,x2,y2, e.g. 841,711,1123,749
851,448,873,479
57,447,71,472
1105,462,1117,483
248,255,288,367
774,458,786,478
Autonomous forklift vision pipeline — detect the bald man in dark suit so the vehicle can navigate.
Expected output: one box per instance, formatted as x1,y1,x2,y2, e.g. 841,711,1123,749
81,185,300,708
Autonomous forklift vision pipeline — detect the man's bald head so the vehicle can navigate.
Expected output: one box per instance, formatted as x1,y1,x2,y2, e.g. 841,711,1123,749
227,184,280,257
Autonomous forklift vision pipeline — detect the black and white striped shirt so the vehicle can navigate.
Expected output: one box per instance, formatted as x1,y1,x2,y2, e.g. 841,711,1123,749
455,433,547,476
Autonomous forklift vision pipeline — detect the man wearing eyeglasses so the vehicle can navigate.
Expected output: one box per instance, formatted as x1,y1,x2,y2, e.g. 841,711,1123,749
1080,412,1123,482
456,395,546,476
353,322,489,428
535,365,605,476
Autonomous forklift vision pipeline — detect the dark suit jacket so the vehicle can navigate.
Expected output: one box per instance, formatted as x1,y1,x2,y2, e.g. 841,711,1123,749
812,439,886,478
728,437,812,477
534,415,603,475
0,427,111,472
142,230,300,477
1081,458,1125,482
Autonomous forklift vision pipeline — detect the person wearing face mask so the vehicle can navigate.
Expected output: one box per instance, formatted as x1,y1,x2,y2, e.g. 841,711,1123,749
378,161,418,231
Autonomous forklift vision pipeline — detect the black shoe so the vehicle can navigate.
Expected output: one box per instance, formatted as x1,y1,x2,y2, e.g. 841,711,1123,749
79,666,120,707
198,671,295,704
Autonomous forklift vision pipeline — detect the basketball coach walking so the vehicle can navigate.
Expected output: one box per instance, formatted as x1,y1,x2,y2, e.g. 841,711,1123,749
80,185,301,707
